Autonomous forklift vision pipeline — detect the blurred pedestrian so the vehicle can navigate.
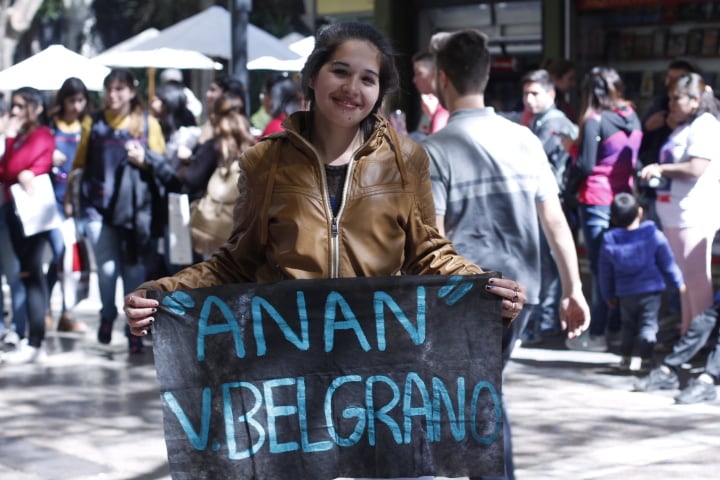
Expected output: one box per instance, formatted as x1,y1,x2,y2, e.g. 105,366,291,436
250,73,285,135
541,57,577,123
69,68,166,354
260,75,303,137
147,82,200,274
409,50,449,140
635,289,720,404
564,67,642,353
639,72,720,335
46,77,92,333
516,69,579,344
637,59,698,228
598,192,685,371
0,92,28,348
158,68,202,119
198,75,246,145
0,87,55,364
143,91,255,260
423,29,590,480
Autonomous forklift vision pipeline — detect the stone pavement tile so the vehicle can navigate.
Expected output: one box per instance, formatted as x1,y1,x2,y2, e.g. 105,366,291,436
0,437,106,479
0,341,171,480
507,345,720,480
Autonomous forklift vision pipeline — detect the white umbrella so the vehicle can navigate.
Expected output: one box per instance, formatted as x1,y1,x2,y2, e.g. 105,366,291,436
94,28,160,56
129,6,300,62
0,44,110,91
247,35,314,72
288,35,315,58
93,48,222,70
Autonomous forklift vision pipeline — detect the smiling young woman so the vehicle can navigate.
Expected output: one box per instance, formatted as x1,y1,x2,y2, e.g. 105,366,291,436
123,24,529,477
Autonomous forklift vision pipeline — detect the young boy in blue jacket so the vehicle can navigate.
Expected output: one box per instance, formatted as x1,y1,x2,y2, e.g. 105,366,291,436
599,193,685,370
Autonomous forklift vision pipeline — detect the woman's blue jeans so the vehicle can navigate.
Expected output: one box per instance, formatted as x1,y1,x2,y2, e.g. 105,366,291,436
0,203,27,336
578,203,619,336
85,220,147,323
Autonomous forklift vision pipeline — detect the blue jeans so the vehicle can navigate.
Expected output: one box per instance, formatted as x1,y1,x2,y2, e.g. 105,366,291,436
578,203,619,336
5,204,52,347
46,212,67,313
85,220,147,323
0,203,28,336
524,228,561,337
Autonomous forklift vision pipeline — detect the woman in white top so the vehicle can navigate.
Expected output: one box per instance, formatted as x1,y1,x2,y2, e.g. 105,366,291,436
640,72,720,334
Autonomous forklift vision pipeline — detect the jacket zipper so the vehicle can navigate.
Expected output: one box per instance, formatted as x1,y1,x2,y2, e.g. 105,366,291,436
329,158,356,278
286,129,363,279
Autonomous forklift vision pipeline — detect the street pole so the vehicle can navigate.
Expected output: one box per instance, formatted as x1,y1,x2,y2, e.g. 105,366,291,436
231,0,252,116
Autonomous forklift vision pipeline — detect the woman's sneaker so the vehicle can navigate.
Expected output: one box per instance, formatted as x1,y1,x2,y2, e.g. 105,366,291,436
2,330,20,348
1,340,47,365
634,366,679,391
675,377,717,404
613,356,631,371
565,332,607,352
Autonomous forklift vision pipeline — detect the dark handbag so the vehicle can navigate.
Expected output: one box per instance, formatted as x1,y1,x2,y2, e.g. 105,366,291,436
562,162,585,208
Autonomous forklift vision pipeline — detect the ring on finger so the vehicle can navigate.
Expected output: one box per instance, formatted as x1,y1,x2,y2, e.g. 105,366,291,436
511,301,517,314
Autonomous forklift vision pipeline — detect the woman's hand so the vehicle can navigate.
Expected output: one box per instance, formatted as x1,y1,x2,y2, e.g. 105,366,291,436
17,169,35,194
53,149,67,167
486,277,526,324
125,140,146,168
640,163,663,183
124,289,158,336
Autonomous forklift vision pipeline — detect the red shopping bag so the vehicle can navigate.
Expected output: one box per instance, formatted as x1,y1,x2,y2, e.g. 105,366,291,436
60,219,91,308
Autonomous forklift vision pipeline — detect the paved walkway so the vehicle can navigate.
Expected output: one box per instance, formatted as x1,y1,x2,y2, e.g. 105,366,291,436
1,279,719,479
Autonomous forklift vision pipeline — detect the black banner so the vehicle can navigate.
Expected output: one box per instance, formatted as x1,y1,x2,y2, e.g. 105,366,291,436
149,274,503,479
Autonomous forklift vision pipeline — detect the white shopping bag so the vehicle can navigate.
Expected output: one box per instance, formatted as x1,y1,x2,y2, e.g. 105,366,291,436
10,173,62,236
167,193,194,266
60,218,90,308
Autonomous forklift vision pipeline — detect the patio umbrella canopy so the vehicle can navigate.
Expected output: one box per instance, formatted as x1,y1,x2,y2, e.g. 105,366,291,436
247,35,315,71
93,48,222,70
0,44,111,91
129,6,300,62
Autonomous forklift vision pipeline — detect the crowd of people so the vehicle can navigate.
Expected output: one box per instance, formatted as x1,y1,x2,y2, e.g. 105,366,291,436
0,18,719,480
0,65,290,359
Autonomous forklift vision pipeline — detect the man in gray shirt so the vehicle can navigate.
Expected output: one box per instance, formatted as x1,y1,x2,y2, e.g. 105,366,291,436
423,29,589,480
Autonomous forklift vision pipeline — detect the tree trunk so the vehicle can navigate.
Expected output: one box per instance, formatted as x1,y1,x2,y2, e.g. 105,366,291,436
1,0,44,71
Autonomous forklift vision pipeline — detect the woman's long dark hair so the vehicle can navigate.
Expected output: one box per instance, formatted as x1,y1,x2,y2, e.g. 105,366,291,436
576,66,632,149
669,72,720,123
12,86,48,127
103,68,145,138
301,22,400,139
154,83,196,139
51,77,89,119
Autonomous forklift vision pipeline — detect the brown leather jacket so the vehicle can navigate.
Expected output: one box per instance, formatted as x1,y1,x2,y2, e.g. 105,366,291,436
142,112,484,292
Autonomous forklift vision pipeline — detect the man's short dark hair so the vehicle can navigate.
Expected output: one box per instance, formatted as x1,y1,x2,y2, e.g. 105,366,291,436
610,193,640,228
521,69,555,92
412,51,434,66
433,29,490,95
668,59,698,73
